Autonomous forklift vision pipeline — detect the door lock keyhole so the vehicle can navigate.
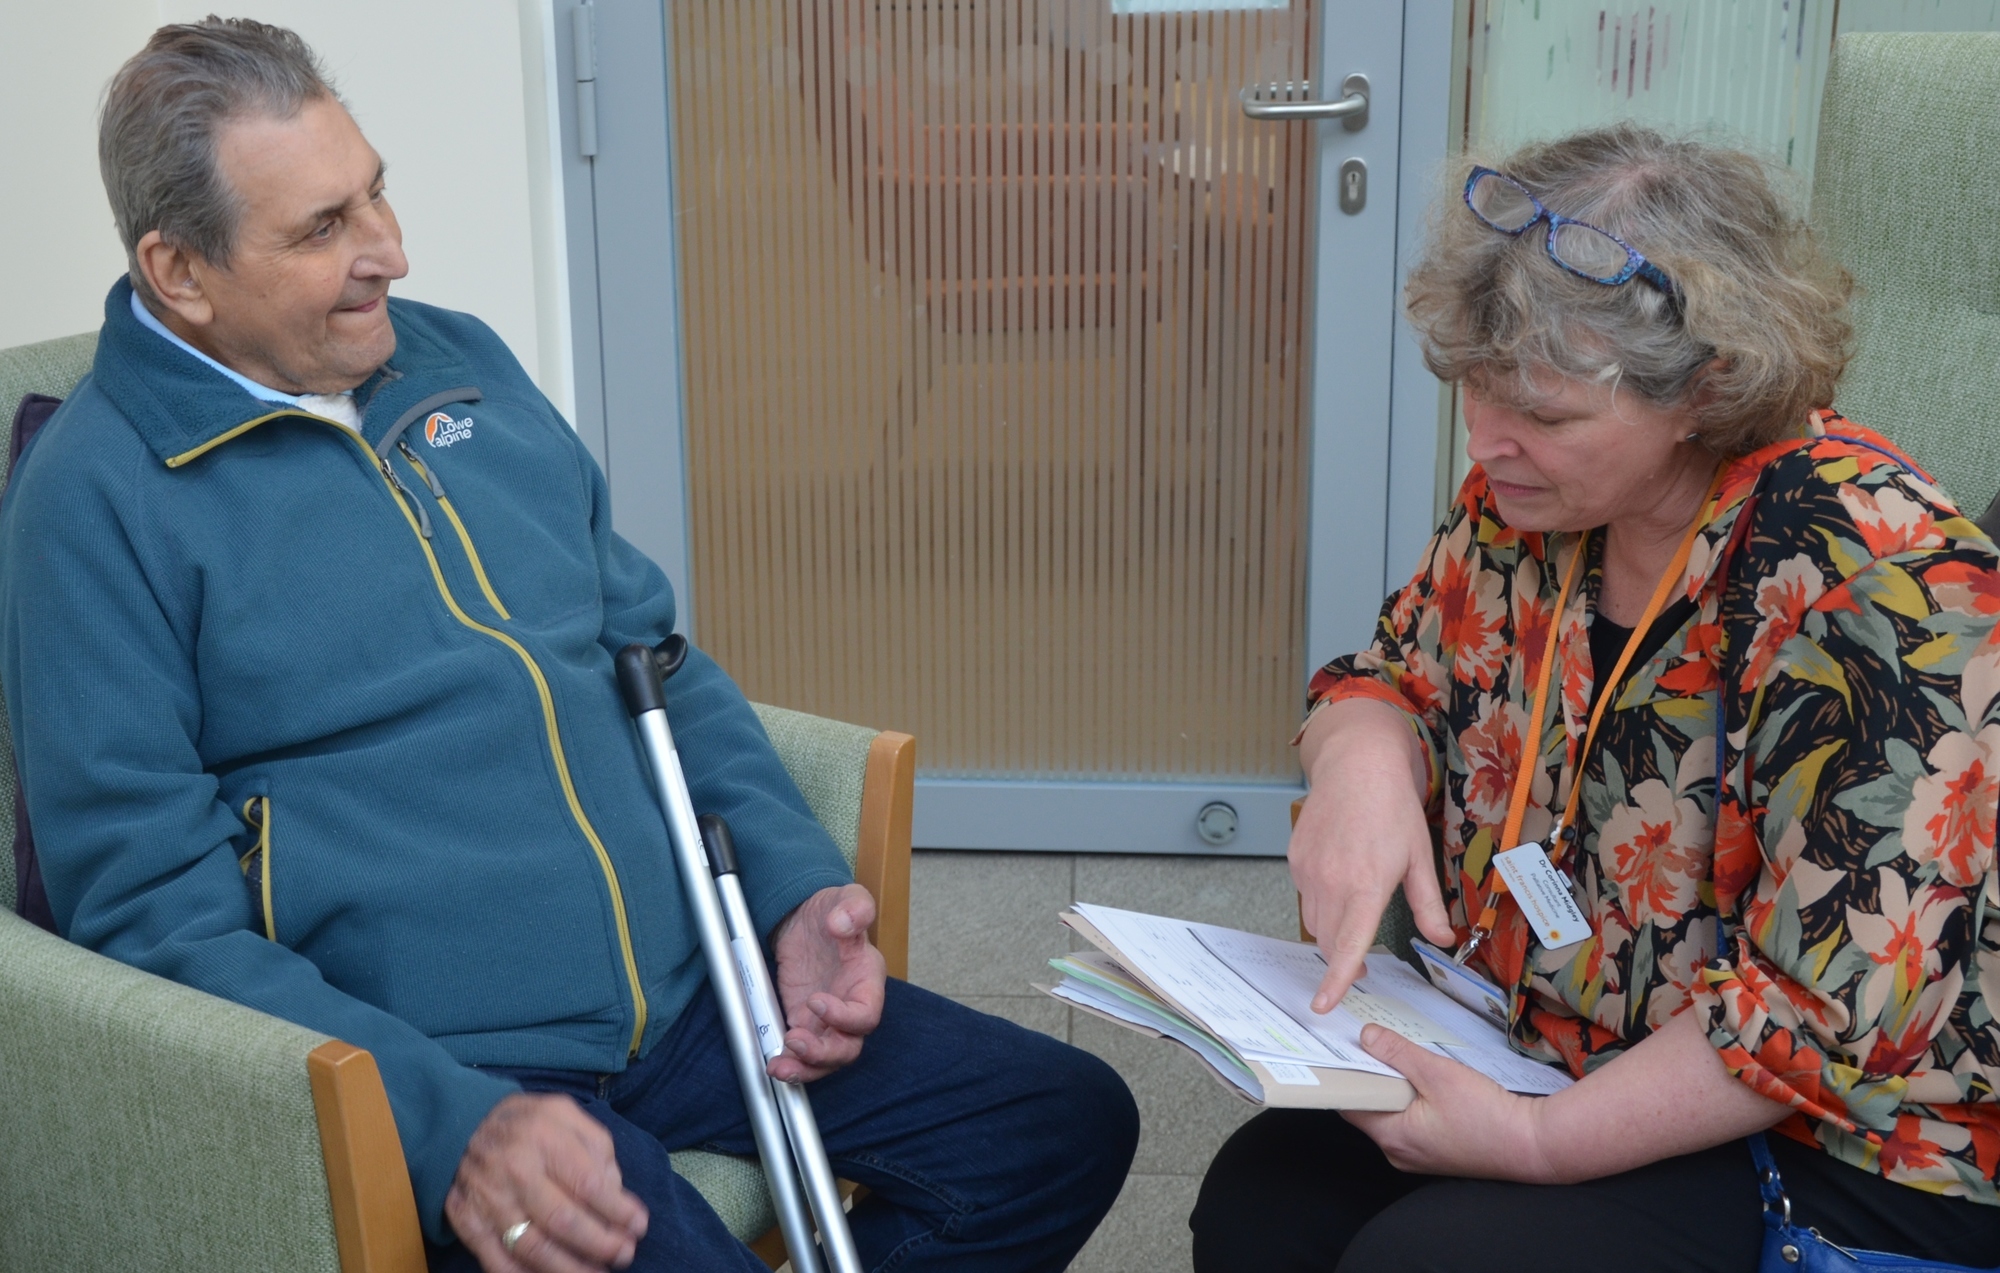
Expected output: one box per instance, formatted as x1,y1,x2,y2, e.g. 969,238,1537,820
1338,158,1367,215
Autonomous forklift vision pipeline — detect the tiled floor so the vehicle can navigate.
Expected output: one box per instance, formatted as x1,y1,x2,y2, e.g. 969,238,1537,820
906,849,1300,1273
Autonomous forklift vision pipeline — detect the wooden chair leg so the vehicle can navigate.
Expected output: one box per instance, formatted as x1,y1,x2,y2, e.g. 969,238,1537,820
749,1225,790,1269
748,1183,869,1270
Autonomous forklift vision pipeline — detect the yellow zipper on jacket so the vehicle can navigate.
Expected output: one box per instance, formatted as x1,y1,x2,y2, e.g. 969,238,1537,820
168,413,650,1055
400,447,511,620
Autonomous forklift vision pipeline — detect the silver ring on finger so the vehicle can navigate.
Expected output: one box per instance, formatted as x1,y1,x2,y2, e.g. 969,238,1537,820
502,1220,532,1254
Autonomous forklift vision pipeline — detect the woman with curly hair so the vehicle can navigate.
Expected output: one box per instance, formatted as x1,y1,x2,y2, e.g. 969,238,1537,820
1191,124,2000,1271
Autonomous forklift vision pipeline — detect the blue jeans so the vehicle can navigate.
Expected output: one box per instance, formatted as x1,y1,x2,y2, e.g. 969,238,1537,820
427,979,1138,1271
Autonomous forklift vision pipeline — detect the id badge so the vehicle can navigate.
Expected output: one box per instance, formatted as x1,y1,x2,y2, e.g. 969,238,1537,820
1491,842,1591,952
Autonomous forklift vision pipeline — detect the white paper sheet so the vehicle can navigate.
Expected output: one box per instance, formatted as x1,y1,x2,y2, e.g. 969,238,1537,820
1047,976,1263,1100
1069,903,1364,1070
1190,922,1574,1097
1070,903,1574,1097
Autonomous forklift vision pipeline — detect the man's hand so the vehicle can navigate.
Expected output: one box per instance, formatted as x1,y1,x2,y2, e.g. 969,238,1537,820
1292,699,1455,1012
446,1093,648,1273
1341,1025,1554,1182
769,883,886,1083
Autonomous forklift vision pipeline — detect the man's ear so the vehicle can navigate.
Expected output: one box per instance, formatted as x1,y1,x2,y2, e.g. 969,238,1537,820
133,231,214,327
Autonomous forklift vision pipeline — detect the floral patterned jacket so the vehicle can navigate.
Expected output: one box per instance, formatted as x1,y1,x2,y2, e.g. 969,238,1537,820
1311,411,2000,1200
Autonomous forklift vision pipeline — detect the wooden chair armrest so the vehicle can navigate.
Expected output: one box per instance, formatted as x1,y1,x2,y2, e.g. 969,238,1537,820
309,1041,426,1273
853,730,916,981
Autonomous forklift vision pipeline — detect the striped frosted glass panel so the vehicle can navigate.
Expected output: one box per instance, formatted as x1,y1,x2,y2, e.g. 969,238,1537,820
1466,2,1836,170
1468,0,2000,174
1114,1,1290,11
667,0,1319,781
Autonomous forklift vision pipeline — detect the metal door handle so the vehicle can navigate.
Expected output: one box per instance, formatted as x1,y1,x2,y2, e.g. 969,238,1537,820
1239,73,1369,131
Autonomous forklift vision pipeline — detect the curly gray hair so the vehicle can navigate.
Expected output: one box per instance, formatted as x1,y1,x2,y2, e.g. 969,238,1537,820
1405,124,1853,456
99,17,338,307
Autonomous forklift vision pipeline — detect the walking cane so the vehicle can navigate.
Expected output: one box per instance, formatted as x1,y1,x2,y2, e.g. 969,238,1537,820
616,637,865,1273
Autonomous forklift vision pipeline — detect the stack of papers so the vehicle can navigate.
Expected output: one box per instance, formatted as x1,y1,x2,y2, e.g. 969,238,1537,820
1038,903,1573,1109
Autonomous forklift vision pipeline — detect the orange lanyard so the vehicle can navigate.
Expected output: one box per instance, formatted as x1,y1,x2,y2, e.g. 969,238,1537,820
1458,469,1722,966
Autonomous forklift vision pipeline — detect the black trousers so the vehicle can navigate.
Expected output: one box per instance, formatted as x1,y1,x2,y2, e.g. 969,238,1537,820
1189,1110,2000,1273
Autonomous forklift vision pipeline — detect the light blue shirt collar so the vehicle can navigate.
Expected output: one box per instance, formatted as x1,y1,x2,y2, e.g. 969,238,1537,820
128,290,302,407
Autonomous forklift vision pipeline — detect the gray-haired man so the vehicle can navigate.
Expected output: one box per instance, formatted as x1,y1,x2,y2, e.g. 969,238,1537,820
3,17,1135,1272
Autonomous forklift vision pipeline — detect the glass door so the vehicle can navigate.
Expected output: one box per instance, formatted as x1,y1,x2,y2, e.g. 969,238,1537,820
575,0,1432,853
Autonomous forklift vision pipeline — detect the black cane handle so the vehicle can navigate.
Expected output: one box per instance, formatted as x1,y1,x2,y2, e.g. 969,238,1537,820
616,635,690,718
654,633,688,681
615,644,664,716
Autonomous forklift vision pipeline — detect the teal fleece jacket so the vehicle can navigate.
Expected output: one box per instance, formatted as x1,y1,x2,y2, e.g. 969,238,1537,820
0,281,852,1241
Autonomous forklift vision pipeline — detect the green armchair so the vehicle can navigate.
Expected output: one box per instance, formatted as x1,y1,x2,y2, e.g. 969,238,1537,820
0,332,916,1272
1813,32,2000,519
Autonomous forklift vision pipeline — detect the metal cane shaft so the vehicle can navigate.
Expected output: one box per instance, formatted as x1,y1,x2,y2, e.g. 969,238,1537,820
629,709,827,1273
775,1082,862,1268
713,873,866,1273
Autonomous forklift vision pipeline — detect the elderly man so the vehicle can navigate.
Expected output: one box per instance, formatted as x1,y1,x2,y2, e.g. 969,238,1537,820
0,18,1135,1273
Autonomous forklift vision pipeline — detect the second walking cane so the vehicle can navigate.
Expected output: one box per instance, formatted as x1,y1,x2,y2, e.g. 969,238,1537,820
616,636,864,1273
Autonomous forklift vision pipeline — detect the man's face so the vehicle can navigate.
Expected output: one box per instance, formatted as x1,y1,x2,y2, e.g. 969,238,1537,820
173,96,408,394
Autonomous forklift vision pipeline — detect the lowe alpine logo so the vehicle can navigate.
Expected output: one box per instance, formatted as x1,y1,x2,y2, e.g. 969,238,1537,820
424,411,475,447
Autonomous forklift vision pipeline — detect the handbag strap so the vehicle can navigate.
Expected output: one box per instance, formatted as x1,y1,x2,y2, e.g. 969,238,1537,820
1749,1132,1793,1227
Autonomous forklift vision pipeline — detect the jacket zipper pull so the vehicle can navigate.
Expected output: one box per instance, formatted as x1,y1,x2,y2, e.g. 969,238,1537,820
378,456,433,539
398,440,448,499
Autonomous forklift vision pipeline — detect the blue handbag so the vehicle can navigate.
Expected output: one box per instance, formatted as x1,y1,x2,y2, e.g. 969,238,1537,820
1751,1134,2000,1272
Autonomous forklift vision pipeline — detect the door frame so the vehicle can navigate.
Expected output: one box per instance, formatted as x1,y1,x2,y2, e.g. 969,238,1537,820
560,0,1455,855
558,0,699,631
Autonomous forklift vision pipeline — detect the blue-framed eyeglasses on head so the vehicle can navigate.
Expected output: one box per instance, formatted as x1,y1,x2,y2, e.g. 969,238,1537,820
1463,166,1680,300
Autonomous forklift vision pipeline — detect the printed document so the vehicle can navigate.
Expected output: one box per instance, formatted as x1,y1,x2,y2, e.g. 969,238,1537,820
1055,903,1572,1101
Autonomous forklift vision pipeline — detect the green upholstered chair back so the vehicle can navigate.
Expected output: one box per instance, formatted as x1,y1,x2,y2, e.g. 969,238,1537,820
750,703,874,874
1813,33,2000,515
0,909,343,1272
0,331,97,913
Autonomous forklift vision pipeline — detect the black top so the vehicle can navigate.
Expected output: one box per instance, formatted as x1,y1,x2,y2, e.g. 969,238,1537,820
1585,567,1699,715
1589,614,1635,693
1581,529,1700,716
1586,599,1694,714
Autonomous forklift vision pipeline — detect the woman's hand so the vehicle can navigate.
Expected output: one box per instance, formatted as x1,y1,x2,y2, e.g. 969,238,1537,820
1348,1010,1791,1186
1341,1025,1556,1182
1292,699,1455,1011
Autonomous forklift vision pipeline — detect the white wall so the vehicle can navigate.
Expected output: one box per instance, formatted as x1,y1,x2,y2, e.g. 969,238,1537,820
4,1,159,352
3,2,574,417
